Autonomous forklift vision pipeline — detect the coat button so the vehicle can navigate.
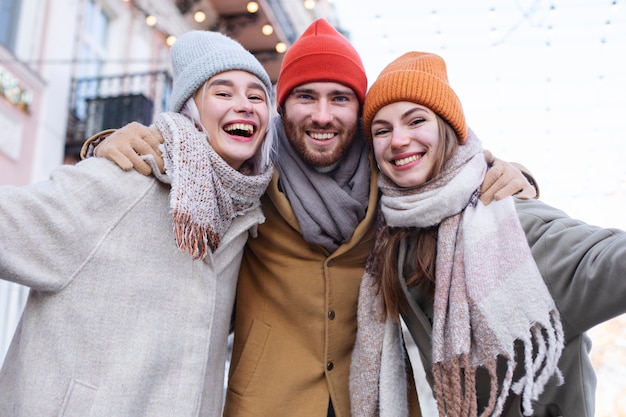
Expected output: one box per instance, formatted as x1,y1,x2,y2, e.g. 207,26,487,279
327,361,334,371
328,310,335,320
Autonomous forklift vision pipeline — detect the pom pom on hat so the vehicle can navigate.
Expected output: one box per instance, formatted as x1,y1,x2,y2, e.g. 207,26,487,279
276,19,367,107
363,52,467,145
169,31,273,113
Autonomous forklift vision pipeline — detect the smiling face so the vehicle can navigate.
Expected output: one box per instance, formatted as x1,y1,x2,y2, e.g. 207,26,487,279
194,70,269,170
282,82,360,168
371,101,443,188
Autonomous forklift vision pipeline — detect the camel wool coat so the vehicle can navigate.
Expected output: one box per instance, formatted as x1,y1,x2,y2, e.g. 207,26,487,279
0,158,265,417
224,157,421,417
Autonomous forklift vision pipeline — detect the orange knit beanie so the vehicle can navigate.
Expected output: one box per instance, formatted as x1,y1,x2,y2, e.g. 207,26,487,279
276,18,367,108
363,52,467,145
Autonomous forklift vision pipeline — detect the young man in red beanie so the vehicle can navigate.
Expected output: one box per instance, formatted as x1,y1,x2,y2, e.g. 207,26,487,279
83,20,535,417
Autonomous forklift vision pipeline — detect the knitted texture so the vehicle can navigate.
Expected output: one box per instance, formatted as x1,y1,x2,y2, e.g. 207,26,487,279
350,249,388,417
363,52,467,145
351,132,564,417
275,18,367,107
155,112,272,259
350,249,409,417
169,31,273,112
272,116,370,252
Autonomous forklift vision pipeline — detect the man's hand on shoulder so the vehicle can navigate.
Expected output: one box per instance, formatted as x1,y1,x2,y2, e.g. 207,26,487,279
480,150,538,204
92,122,164,176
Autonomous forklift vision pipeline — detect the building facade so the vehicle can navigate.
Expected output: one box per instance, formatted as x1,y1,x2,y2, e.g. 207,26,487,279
0,0,340,363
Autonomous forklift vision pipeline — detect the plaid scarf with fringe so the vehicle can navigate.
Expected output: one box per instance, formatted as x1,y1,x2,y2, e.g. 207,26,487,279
155,112,272,260
351,131,564,417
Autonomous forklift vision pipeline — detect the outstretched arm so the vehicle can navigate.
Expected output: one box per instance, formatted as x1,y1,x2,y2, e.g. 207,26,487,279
517,198,626,334
480,149,538,204
80,122,164,176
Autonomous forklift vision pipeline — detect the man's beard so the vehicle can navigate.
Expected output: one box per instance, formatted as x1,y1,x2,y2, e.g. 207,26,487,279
283,117,357,168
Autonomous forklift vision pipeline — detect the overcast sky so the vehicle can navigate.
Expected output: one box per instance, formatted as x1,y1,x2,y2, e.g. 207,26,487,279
334,0,626,230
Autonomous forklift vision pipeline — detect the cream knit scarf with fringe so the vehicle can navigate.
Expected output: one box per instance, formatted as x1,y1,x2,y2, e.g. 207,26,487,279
351,131,564,417
155,112,272,260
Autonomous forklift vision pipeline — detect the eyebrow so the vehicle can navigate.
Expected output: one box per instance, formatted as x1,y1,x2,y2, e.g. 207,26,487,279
401,106,424,118
372,106,425,126
208,79,234,88
292,87,356,97
208,78,266,92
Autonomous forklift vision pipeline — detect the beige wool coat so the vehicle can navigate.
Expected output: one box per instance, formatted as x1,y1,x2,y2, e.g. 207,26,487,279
0,158,265,417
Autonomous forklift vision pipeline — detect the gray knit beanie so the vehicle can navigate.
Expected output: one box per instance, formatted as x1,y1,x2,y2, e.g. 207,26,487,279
169,31,273,112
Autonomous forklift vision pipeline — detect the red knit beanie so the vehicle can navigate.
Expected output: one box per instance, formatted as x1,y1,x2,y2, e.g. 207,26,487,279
276,19,367,108
363,52,467,145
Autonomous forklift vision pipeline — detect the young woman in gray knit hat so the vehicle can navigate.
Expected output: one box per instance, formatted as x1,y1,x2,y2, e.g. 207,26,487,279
0,30,274,417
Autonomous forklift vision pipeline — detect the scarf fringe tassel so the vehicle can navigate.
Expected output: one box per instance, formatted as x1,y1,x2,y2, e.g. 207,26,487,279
172,211,219,259
433,311,564,417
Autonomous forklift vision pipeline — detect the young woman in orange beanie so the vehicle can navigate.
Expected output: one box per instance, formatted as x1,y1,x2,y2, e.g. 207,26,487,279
350,51,626,417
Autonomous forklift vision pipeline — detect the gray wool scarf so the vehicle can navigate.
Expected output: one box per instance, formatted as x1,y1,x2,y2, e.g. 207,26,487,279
155,112,273,260
273,117,370,252
351,131,564,417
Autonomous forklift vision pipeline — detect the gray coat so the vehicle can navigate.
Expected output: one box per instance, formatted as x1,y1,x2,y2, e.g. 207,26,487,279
0,158,265,417
402,198,626,417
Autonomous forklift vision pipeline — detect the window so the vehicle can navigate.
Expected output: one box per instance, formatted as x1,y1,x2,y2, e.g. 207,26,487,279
75,0,110,119
0,0,21,51
79,0,110,79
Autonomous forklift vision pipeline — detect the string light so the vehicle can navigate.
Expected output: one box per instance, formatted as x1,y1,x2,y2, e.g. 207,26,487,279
246,2,259,14
262,24,274,36
275,42,287,53
193,11,206,23
145,15,157,27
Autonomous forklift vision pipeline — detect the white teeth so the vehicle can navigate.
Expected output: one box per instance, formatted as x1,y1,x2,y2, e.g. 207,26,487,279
394,154,421,166
309,132,335,140
224,123,254,135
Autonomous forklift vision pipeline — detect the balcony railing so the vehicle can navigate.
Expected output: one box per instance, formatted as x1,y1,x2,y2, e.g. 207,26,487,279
65,71,172,159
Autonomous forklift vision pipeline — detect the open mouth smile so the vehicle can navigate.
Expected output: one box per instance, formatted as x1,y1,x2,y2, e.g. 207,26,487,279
307,131,336,141
224,123,255,138
392,153,423,166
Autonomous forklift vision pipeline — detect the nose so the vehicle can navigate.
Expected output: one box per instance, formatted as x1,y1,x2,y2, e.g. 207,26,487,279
390,128,410,149
236,96,254,116
311,100,332,125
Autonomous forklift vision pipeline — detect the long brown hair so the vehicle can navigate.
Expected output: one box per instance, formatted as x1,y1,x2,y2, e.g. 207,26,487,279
373,116,459,321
